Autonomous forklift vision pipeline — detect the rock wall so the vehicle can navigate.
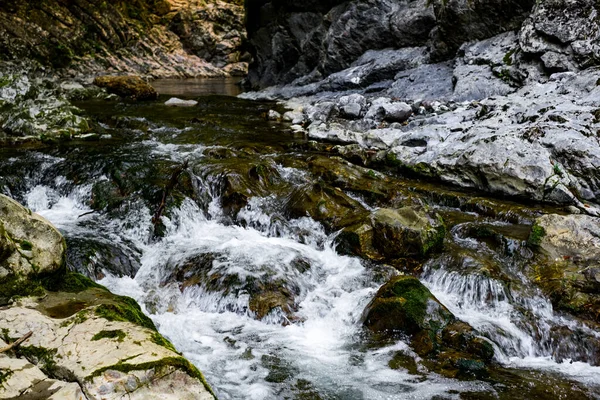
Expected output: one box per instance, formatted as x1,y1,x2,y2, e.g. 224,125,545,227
244,0,536,88
0,0,247,79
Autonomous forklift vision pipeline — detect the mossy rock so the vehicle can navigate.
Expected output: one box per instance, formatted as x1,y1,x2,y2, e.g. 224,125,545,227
370,207,446,258
93,76,158,101
362,275,455,336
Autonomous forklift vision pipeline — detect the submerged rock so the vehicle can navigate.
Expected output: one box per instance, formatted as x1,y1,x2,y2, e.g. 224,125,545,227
93,76,158,101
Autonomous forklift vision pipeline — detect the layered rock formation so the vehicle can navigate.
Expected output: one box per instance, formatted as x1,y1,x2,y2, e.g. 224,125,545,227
0,0,247,79
244,0,537,88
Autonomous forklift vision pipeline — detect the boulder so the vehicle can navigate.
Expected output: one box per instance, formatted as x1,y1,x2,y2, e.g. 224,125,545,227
530,214,600,322
370,207,445,258
93,76,158,101
0,194,65,279
362,275,493,361
0,299,215,400
362,275,455,336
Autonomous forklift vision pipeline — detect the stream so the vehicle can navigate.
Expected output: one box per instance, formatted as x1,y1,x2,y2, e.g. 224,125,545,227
1,79,600,399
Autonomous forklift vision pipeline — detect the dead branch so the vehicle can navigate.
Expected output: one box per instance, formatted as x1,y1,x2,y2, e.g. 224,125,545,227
152,160,189,228
0,331,33,353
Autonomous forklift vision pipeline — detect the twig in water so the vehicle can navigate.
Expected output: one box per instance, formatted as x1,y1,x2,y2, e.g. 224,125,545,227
152,160,189,227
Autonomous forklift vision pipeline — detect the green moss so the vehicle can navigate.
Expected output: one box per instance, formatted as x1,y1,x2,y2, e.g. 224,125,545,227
92,329,127,342
87,357,216,397
0,368,13,388
422,223,446,256
380,276,432,327
388,351,419,375
42,270,107,293
0,275,45,300
19,240,33,250
94,296,156,331
503,49,516,66
16,345,58,377
150,332,179,353
528,224,546,247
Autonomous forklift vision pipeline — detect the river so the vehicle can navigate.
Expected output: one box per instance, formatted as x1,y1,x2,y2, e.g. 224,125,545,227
1,79,599,399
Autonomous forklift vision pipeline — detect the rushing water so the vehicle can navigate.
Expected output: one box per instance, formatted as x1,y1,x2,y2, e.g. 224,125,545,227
2,79,600,399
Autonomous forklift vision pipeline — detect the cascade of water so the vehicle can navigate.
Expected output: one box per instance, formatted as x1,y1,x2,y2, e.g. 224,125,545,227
3,95,600,398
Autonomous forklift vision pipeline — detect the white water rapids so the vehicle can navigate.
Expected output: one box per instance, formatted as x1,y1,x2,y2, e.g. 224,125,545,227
13,144,599,399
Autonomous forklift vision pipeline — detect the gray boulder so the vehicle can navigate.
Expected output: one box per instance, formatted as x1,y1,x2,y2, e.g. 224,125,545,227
0,194,65,279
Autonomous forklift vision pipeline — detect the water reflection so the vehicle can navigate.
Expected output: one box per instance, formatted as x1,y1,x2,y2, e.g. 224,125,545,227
152,77,244,97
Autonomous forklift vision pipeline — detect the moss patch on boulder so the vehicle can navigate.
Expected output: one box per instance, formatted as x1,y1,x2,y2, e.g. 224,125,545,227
93,76,158,101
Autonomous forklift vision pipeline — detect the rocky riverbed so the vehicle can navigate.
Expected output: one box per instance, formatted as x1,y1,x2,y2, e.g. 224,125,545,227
1,0,600,398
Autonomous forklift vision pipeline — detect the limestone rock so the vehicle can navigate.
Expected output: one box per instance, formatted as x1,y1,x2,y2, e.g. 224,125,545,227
0,194,65,279
165,97,198,107
0,355,84,400
0,303,214,400
93,76,158,101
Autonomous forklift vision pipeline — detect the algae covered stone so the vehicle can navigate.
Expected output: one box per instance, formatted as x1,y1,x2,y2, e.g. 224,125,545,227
530,213,600,323
93,76,158,101
370,207,445,258
362,275,494,367
362,275,455,336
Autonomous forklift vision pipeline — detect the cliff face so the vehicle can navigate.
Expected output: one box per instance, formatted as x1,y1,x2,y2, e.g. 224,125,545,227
0,0,247,78
244,0,538,88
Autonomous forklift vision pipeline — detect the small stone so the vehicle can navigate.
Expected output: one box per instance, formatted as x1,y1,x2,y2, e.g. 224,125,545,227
164,97,198,107
267,110,282,121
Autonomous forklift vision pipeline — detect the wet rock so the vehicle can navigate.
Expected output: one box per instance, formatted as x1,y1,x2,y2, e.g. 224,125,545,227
165,97,198,107
0,194,65,279
0,70,90,143
370,207,445,258
93,76,158,101
66,237,141,280
306,155,392,200
362,275,455,336
267,110,282,121
286,183,367,231
531,214,600,322
163,252,307,323
363,275,494,375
